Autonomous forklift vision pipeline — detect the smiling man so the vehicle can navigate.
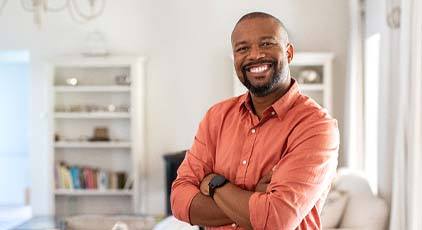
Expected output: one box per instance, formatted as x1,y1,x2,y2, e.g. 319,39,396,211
171,12,339,230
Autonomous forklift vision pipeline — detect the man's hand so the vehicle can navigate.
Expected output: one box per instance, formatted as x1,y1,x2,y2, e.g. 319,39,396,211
200,173,218,196
255,170,273,193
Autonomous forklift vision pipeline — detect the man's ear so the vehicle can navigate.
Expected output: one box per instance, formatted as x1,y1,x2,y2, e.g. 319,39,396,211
286,43,294,64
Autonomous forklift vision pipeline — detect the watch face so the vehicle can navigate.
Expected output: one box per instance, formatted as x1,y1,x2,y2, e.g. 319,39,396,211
211,175,226,187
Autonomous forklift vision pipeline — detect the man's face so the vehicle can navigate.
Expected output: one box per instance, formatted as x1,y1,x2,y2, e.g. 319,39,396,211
231,17,292,97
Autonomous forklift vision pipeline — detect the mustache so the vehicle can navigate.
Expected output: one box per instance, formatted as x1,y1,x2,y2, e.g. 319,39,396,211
241,59,277,72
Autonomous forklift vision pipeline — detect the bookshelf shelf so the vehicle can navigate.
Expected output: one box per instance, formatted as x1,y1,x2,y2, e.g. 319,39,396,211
54,189,133,196
54,112,131,119
55,141,131,148
299,84,324,91
54,86,131,93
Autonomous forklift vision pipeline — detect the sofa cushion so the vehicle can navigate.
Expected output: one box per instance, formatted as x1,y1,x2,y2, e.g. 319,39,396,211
340,196,389,230
321,190,349,228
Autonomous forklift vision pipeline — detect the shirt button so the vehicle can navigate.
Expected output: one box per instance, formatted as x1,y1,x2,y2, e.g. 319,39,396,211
242,160,247,165
271,111,276,115
251,128,256,134
232,223,237,228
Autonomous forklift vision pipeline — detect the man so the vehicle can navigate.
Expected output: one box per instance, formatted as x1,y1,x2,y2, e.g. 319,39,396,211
171,12,339,230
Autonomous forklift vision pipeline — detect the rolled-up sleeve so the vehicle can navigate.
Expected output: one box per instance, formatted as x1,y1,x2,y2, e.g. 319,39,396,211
171,111,216,223
249,116,339,229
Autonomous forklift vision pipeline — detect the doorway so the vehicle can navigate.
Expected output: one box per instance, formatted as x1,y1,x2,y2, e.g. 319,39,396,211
0,50,32,229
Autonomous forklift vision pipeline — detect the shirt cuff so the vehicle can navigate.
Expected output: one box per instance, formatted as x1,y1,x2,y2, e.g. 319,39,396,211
249,192,269,229
172,185,201,224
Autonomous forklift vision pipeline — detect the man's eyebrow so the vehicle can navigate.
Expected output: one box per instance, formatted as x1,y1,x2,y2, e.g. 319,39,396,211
233,41,248,47
260,36,277,40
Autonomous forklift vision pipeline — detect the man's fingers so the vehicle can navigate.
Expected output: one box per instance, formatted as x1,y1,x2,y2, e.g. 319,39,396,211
259,171,273,183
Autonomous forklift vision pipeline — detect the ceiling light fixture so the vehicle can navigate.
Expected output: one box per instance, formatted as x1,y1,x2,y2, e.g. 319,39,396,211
0,0,106,27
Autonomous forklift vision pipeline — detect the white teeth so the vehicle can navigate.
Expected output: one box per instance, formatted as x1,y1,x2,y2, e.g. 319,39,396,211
249,65,268,73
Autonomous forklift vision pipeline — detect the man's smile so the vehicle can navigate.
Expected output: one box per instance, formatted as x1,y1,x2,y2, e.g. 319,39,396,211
246,63,271,73
242,62,275,82
243,61,274,75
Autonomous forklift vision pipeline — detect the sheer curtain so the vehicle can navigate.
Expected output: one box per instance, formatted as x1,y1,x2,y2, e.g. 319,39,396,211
385,0,422,229
344,0,365,170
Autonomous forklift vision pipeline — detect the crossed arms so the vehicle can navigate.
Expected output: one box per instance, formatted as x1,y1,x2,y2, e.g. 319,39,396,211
192,169,274,229
171,114,339,229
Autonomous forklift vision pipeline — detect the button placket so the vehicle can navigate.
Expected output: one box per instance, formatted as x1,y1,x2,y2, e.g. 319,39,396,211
241,126,258,186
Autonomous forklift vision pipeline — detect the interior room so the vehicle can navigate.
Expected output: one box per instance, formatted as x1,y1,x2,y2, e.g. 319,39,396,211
0,0,420,229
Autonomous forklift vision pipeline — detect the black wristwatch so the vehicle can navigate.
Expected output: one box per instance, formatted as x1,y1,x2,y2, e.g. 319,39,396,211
208,175,228,199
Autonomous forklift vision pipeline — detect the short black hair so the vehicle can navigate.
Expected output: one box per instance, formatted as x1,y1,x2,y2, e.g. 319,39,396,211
232,12,289,45
235,12,285,29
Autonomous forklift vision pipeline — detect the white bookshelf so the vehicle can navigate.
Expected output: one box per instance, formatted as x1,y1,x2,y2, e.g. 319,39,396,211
46,55,147,217
233,52,334,113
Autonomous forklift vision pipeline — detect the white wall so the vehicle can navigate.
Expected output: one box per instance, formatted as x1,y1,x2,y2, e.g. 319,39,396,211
0,61,30,205
0,0,350,215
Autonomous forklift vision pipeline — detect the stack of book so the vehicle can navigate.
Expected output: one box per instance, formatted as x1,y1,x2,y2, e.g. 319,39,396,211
55,162,130,190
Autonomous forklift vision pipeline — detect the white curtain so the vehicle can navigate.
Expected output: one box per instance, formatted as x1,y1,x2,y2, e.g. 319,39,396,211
344,0,365,170
387,0,422,229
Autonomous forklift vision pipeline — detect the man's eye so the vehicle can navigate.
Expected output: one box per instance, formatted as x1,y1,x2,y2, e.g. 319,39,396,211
236,47,249,52
262,42,272,47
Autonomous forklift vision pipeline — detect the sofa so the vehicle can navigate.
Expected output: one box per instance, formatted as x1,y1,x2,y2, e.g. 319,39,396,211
321,168,389,230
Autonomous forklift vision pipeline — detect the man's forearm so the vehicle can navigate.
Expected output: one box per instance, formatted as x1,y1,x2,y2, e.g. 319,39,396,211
189,192,233,227
212,183,254,230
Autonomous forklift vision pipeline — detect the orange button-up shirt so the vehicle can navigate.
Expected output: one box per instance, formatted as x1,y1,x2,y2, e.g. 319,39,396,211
171,79,339,230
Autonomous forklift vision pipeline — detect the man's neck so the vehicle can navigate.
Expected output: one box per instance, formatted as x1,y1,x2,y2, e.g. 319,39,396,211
250,77,292,120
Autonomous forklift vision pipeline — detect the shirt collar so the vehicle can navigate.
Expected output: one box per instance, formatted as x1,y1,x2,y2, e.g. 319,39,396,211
238,78,300,120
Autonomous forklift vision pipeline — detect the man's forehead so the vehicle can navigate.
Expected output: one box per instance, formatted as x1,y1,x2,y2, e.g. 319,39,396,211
231,18,282,42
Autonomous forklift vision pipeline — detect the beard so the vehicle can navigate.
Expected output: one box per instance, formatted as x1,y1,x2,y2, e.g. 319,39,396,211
240,60,284,97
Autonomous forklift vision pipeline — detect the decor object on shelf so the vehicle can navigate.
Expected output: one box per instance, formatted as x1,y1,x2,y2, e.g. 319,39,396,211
107,104,116,112
55,105,66,112
115,73,131,86
55,133,60,142
0,0,107,27
66,77,78,86
297,69,321,84
85,104,99,112
69,105,82,112
82,30,109,57
118,105,130,113
89,127,110,142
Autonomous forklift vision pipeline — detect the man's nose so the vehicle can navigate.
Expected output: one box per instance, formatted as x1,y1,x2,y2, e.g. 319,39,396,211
247,46,265,60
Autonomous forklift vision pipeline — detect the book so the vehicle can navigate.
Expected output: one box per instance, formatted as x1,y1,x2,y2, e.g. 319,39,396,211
69,166,81,189
55,162,130,191
116,172,127,189
97,170,108,190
